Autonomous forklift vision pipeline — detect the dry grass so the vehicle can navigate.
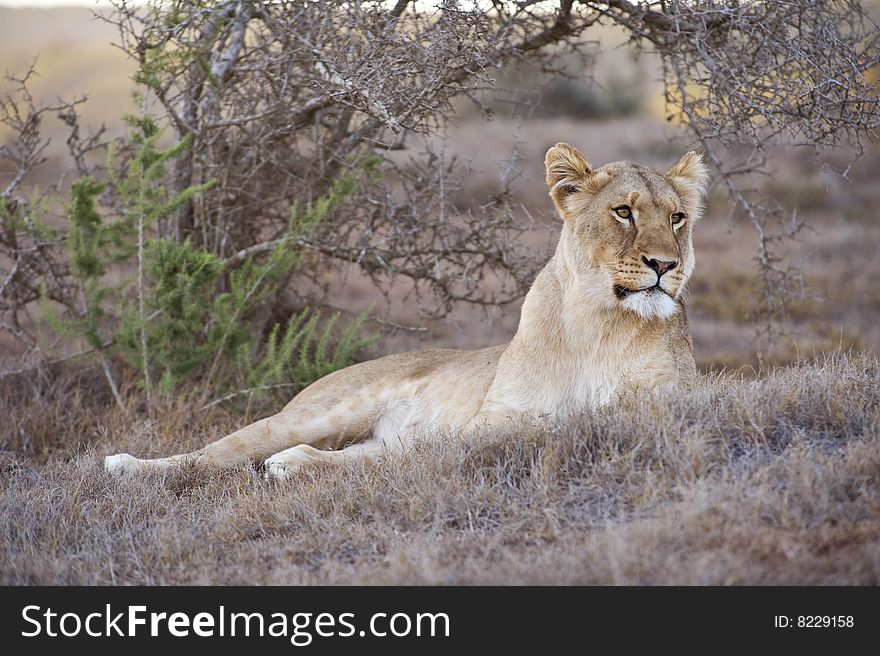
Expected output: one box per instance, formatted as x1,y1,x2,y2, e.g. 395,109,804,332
1,353,878,585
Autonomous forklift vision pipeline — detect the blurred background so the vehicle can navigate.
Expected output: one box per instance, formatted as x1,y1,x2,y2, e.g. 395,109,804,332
1,1,878,372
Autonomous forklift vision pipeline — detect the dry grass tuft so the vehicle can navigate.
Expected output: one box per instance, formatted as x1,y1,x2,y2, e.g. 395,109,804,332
1,354,878,585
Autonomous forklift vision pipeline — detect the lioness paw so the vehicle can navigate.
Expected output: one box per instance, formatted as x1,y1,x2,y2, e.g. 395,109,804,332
264,447,316,483
264,458,292,483
104,453,143,475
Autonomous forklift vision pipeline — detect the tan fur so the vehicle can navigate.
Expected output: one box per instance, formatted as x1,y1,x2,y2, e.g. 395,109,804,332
105,145,708,481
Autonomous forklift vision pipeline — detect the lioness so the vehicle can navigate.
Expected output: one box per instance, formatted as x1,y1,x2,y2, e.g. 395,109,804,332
106,143,707,480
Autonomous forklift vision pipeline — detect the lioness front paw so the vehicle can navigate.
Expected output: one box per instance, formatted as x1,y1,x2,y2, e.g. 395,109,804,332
264,447,315,483
264,457,292,483
104,453,143,475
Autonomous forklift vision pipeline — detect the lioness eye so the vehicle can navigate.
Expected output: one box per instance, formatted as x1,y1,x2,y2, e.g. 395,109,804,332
613,206,632,219
671,212,686,225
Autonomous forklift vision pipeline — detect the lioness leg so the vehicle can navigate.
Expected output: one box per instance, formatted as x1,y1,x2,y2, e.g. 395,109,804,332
264,439,386,482
105,397,376,476
103,348,471,477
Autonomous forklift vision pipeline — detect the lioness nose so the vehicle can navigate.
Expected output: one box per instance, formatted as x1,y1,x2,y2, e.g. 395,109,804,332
642,256,677,278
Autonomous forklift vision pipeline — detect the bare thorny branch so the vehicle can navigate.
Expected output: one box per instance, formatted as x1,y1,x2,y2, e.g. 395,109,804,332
0,63,110,353
97,0,596,322
1,1,878,371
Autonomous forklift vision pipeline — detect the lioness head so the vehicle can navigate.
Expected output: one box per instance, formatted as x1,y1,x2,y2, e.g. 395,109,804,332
545,143,708,319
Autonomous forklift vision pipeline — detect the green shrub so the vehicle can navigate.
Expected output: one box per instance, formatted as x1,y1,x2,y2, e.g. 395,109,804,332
42,117,376,409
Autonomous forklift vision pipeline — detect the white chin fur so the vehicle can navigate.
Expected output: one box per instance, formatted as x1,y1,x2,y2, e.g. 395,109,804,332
620,290,678,319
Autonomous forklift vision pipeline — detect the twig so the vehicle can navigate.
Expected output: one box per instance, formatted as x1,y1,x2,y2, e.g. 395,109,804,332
98,352,128,415
200,383,300,410
137,208,152,409
0,343,102,379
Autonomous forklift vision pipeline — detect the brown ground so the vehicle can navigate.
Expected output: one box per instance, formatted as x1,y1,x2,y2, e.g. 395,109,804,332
1,7,878,585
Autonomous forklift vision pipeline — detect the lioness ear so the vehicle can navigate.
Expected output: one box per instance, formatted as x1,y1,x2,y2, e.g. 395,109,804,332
545,143,610,214
546,143,591,190
666,151,709,218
